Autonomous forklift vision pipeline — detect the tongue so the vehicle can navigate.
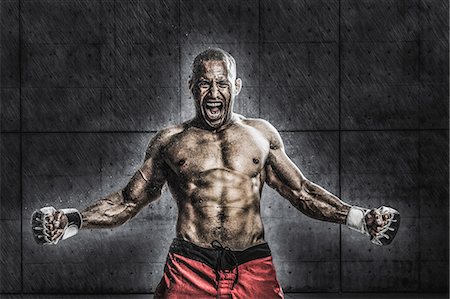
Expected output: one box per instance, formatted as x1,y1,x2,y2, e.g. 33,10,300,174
206,106,221,121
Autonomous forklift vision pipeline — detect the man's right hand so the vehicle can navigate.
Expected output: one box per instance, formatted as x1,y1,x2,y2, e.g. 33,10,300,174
31,206,82,245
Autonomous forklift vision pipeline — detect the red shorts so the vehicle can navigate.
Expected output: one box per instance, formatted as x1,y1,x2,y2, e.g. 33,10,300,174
155,238,284,299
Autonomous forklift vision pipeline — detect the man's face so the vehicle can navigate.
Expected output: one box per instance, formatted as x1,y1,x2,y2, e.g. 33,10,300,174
191,60,241,129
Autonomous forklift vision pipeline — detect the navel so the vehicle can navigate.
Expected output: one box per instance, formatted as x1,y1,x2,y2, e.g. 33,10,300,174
178,159,186,166
252,158,259,164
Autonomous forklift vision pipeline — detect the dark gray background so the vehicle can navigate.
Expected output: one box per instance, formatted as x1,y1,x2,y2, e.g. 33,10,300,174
1,0,448,294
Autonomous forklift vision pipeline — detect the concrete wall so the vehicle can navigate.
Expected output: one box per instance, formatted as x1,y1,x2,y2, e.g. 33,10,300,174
1,0,448,294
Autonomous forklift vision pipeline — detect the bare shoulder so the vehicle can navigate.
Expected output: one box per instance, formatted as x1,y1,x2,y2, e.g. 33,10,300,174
154,124,185,144
145,124,185,158
240,116,283,150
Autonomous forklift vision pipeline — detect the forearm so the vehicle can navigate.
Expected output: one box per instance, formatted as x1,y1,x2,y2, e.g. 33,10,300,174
291,180,351,224
31,188,152,244
81,190,140,229
80,167,164,229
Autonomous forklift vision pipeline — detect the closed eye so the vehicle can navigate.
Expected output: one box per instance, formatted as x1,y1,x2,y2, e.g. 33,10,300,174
218,81,229,88
198,80,210,88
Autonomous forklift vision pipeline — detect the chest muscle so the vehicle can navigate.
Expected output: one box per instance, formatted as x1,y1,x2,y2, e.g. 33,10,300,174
165,126,269,177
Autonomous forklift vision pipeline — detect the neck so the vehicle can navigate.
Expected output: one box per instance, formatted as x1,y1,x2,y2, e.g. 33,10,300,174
193,113,236,132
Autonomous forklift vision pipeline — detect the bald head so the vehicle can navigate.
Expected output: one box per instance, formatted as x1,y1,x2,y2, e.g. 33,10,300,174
189,48,237,90
188,48,242,130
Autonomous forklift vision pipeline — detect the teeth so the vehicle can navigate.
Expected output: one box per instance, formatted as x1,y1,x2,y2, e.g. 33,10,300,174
206,102,222,108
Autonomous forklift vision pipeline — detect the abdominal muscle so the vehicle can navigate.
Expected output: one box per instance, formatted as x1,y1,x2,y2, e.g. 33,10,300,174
169,168,266,250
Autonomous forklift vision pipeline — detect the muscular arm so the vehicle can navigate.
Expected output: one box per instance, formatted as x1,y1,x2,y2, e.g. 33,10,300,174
262,123,350,224
81,131,169,229
260,121,400,245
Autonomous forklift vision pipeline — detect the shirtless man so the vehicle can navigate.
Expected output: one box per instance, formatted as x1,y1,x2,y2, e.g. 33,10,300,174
32,48,400,298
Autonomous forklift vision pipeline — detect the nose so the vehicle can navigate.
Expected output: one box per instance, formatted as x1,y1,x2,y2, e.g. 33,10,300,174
208,82,219,98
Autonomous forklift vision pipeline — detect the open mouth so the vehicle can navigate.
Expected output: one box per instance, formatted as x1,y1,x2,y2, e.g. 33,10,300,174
203,101,224,121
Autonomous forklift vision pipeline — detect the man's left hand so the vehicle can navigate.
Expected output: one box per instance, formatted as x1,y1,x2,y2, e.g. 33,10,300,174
365,206,400,246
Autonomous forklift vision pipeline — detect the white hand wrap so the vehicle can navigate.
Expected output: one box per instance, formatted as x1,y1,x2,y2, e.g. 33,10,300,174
60,208,83,240
346,206,370,235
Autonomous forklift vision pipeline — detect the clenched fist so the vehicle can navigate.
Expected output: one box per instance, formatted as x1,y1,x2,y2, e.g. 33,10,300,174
365,206,400,246
31,206,82,245
346,205,400,246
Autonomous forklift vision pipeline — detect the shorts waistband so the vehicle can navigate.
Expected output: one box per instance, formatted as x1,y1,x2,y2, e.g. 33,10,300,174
169,238,272,270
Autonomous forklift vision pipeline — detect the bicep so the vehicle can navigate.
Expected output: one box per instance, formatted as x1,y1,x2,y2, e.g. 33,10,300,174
123,154,166,205
256,121,351,223
265,148,306,200
261,122,307,199
263,130,351,223
122,133,168,206
81,134,169,228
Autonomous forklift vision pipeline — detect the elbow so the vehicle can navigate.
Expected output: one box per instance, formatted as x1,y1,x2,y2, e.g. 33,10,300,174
110,213,131,227
82,217,129,229
281,180,310,202
101,205,134,228
110,219,129,228
295,179,312,200
288,180,315,212
291,188,302,201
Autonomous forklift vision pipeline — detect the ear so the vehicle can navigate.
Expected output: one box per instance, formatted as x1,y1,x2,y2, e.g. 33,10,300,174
234,78,242,96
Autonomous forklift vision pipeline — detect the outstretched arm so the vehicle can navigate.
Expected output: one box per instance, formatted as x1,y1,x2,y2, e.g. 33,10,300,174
81,137,167,229
261,121,399,245
264,135,350,224
32,130,171,244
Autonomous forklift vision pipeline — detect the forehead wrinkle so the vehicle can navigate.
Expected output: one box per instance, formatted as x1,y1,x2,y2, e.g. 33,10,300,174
190,48,237,88
201,61,231,81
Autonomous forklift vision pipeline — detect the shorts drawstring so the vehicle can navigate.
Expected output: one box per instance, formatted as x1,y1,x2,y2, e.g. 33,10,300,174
211,240,239,289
